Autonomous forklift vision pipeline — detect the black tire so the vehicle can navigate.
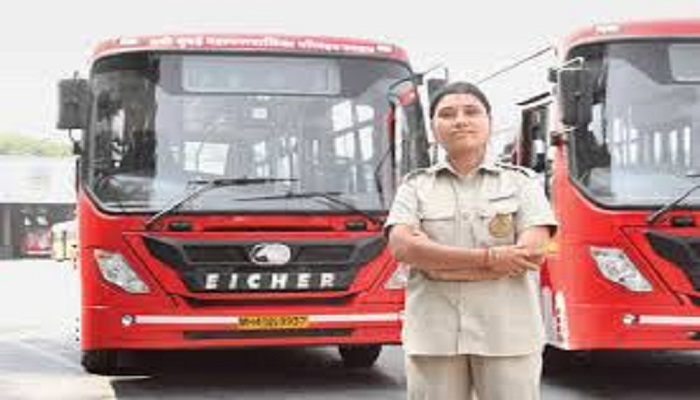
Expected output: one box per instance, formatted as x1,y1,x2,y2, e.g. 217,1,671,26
81,350,120,375
543,345,592,375
338,344,382,368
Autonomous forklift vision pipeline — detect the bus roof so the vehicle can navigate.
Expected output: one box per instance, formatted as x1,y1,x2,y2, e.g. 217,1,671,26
559,19,700,58
92,34,409,62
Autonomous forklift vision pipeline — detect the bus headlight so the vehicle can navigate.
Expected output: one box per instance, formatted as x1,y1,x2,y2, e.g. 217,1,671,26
93,249,150,294
590,247,652,292
384,263,409,289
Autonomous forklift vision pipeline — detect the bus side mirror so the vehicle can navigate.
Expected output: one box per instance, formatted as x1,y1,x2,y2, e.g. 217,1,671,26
531,138,546,172
426,78,447,122
427,78,447,99
57,78,89,130
557,68,592,127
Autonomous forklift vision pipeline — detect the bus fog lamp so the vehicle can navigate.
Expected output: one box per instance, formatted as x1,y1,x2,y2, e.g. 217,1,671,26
621,314,637,325
121,315,135,326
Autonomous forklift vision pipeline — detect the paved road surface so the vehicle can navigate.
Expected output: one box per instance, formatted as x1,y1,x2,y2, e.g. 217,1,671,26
3,259,700,399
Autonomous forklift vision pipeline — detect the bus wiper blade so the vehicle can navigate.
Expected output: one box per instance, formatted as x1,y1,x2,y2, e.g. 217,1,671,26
145,178,297,230
373,146,391,207
235,191,382,226
647,177,700,225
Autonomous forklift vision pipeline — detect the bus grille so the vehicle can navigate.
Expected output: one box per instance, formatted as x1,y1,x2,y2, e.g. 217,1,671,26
142,235,385,293
646,231,700,291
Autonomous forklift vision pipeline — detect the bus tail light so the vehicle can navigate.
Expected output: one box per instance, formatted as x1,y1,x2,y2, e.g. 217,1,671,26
589,247,652,292
93,249,150,294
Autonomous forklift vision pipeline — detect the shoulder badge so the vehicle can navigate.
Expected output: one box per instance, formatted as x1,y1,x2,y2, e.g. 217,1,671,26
401,168,428,183
495,162,536,178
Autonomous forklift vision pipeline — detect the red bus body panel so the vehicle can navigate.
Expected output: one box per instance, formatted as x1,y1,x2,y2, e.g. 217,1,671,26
78,192,403,350
544,146,700,349
541,19,700,350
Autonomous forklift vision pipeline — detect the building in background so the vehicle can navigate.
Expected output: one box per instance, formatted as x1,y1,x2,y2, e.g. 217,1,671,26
0,155,76,258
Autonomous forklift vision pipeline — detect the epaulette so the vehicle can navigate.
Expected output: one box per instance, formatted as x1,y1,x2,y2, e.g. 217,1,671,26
401,168,429,183
495,161,537,178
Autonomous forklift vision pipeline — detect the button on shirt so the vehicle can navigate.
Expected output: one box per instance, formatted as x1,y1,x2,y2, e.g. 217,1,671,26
385,159,558,356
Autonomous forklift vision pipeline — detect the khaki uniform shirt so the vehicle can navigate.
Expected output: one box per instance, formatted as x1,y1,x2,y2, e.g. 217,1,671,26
385,159,558,356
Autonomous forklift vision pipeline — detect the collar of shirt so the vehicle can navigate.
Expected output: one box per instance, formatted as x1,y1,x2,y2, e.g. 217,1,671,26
426,158,503,177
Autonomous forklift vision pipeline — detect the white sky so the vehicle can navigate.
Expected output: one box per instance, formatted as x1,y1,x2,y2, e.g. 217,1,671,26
1,0,697,139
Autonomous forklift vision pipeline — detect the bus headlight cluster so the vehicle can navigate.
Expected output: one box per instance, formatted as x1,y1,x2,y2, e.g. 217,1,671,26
590,247,652,292
384,263,409,290
93,249,150,294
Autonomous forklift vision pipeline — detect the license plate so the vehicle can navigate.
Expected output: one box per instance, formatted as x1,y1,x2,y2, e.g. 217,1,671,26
238,315,310,330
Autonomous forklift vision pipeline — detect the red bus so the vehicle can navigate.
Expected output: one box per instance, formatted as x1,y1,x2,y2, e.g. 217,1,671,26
56,34,430,374
483,19,700,359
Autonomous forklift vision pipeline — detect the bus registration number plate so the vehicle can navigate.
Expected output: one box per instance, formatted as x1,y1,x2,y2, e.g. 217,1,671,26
238,315,310,330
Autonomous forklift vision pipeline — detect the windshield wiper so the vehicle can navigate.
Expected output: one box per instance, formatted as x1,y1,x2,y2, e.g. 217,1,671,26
234,191,382,226
373,146,392,207
144,178,297,230
647,172,700,225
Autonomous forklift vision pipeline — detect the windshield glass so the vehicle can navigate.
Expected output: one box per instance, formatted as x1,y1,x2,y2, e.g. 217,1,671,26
571,41,700,207
84,53,415,213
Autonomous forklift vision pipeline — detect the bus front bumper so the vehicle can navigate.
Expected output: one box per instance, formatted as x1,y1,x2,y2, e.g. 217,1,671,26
81,305,403,350
562,304,700,350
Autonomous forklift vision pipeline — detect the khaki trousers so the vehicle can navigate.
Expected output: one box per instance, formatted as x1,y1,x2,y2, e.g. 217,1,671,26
406,352,542,400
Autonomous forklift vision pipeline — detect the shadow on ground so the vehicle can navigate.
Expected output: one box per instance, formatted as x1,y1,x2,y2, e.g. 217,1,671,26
109,346,404,399
543,349,700,400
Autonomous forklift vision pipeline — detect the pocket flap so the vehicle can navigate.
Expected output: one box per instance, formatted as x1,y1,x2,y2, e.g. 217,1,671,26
419,202,456,220
478,197,518,217
420,209,455,221
487,190,517,201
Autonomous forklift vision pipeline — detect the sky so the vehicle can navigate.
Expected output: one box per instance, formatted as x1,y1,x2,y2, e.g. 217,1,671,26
1,0,698,140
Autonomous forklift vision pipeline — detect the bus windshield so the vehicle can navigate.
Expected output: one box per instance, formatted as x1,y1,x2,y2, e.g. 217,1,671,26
84,53,415,213
572,40,700,208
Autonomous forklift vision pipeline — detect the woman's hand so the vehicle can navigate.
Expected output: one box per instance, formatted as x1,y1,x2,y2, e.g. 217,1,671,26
517,226,552,267
487,245,542,277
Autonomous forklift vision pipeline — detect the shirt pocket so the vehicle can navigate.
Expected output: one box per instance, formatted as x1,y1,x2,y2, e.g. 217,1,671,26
475,195,519,246
419,206,457,246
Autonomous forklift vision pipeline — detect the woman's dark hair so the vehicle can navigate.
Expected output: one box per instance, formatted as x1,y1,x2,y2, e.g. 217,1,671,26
429,81,491,119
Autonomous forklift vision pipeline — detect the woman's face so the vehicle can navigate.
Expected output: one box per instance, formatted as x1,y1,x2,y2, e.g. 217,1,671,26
431,93,491,157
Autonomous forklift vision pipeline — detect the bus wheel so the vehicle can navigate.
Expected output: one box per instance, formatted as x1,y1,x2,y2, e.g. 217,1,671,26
543,345,592,375
338,345,382,368
81,350,120,375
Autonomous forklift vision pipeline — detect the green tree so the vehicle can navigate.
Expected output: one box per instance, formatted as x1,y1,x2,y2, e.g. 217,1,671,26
0,133,72,157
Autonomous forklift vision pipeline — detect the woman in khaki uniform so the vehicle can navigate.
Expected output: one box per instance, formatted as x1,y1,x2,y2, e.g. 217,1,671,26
385,81,557,400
